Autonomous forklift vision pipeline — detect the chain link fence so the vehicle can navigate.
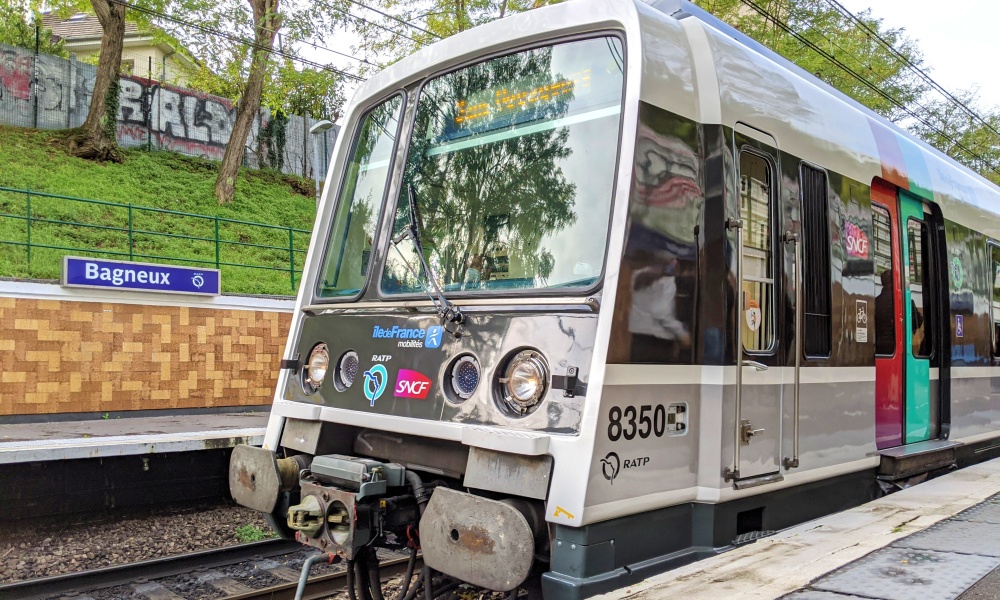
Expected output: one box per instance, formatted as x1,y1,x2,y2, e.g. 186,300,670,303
0,41,338,182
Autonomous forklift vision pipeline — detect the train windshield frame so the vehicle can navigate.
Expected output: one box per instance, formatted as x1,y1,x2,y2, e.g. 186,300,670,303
378,35,626,298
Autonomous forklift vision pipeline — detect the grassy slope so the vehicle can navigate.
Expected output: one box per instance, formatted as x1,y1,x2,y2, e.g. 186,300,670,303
0,126,317,295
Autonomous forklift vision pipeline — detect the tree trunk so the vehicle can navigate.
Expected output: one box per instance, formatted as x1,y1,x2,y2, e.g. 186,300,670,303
69,0,125,161
215,0,280,204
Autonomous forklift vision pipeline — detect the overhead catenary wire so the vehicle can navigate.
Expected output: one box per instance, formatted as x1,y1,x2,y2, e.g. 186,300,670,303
111,0,366,81
822,0,1000,146
344,0,441,39
738,0,1000,178
312,0,423,45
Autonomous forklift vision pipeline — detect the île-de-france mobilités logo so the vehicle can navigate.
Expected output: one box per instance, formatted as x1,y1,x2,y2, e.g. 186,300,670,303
363,364,388,406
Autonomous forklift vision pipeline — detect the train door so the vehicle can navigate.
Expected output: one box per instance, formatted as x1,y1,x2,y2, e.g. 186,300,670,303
730,125,783,481
899,190,938,443
871,181,904,449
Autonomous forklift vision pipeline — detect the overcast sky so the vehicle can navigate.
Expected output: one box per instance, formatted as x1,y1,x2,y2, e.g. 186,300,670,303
831,0,1000,110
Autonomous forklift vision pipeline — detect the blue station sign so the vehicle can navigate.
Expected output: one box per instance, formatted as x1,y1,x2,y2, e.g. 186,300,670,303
61,257,221,296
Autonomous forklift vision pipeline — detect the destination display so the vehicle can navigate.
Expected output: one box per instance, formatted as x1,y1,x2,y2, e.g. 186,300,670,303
61,256,221,296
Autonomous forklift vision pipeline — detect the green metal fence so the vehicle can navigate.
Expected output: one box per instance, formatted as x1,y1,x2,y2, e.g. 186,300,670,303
0,187,312,295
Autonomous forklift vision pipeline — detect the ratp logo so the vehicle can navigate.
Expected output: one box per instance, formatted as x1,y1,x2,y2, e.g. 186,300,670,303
191,273,205,289
601,452,620,485
363,364,388,406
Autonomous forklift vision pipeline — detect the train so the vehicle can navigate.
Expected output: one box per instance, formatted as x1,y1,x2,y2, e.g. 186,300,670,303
228,0,1000,598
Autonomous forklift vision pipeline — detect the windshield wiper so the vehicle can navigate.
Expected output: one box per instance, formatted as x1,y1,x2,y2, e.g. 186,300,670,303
389,185,465,328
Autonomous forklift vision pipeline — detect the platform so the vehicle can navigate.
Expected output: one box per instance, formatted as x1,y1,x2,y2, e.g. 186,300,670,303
0,411,268,464
597,457,1000,600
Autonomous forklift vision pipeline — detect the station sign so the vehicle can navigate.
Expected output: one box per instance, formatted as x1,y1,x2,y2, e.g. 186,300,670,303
61,256,221,296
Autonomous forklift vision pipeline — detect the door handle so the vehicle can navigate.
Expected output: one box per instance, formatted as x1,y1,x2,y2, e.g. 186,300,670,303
742,360,768,371
740,420,765,443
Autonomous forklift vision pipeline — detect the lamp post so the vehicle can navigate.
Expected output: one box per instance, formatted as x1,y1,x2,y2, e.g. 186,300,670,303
309,119,335,205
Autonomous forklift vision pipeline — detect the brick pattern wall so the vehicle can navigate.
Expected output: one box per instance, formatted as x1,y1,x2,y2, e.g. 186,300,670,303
0,297,292,415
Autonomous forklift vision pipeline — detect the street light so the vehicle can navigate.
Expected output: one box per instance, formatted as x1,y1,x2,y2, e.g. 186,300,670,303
309,119,336,205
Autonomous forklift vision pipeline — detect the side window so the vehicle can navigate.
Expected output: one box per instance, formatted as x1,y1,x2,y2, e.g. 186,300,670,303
873,206,895,356
316,96,403,298
907,219,933,357
740,151,774,352
990,244,1000,357
800,164,831,357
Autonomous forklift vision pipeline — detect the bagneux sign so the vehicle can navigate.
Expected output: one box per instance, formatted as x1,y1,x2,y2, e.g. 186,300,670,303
61,257,221,296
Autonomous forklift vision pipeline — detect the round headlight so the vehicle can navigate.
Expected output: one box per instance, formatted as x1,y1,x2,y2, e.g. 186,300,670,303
450,355,480,401
305,343,330,390
498,350,548,416
337,350,359,389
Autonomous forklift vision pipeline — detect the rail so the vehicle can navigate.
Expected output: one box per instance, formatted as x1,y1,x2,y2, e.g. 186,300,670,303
0,187,312,295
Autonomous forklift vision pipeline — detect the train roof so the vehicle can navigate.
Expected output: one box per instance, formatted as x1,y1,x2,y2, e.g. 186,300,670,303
343,0,1000,237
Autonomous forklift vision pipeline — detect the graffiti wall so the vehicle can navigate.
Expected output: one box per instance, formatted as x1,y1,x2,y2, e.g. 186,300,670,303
0,42,336,179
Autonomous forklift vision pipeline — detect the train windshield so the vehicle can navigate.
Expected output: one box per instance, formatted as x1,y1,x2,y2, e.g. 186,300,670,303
381,36,625,296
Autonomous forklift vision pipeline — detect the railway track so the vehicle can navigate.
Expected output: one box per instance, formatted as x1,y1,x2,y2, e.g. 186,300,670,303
0,538,415,600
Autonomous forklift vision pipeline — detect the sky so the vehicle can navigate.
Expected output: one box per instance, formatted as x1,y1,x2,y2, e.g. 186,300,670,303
831,0,1000,110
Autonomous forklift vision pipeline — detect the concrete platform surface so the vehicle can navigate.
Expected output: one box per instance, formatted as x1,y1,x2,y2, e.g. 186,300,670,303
0,411,268,464
596,458,1000,600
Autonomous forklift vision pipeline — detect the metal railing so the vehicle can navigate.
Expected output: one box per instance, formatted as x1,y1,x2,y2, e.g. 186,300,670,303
0,187,312,295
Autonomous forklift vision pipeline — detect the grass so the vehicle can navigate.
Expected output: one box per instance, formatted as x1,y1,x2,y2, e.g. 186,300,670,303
235,524,276,543
0,125,317,296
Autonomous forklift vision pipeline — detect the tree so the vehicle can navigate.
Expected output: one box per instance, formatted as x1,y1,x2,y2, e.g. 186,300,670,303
64,0,127,161
907,90,1000,185
213,0,280,203
693,0,929,121
0,2,67,56
326,0,563,70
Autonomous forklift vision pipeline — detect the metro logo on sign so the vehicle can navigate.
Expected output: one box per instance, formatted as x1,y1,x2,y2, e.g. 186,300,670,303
394,369,432,399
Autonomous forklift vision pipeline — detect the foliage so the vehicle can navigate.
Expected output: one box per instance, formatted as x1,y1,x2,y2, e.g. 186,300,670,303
908,89,1000,185
693,0,928,121
188,54,346,122
0,125,316,295
0,1,67,57
325,0,564,70
695,0,1000,183
235,524,275,542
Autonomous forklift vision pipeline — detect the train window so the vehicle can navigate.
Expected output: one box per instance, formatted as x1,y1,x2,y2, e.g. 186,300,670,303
907,219,933,357
316,96,404,298
990,244,1000,356
740,151,774,352
873,206,895,356
380,36,625,296
800,164,831,357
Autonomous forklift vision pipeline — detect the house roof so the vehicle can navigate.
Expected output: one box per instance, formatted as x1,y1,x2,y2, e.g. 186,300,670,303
42,13,141,41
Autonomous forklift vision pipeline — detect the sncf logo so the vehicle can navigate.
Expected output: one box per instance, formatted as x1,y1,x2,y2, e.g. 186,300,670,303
394,369,432,399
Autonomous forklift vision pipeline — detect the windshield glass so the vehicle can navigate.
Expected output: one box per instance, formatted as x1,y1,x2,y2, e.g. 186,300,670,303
316,95,403,298
381,36,625,295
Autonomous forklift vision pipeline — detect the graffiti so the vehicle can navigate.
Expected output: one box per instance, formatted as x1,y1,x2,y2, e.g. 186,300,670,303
118,77,235,160
0,42,332,177
0,49,33,116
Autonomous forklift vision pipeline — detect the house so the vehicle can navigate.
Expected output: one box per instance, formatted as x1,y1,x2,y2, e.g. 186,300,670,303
41,12,198,86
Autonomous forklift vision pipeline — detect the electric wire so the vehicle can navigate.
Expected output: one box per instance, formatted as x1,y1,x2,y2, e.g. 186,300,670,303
823,0,1000,145
313,0,423,45
111,0,366,81
344,0,441,39
737,0,1000,177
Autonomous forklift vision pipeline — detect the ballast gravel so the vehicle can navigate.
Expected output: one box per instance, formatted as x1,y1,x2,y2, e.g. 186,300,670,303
0,502,272,583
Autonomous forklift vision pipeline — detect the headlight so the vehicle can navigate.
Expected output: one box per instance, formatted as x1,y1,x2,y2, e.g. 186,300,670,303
497,349,548,416
450,355,480,401
304,343,330,390
337,350,359,390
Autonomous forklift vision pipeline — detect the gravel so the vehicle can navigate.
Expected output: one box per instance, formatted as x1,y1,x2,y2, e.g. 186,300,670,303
0,501,272,583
